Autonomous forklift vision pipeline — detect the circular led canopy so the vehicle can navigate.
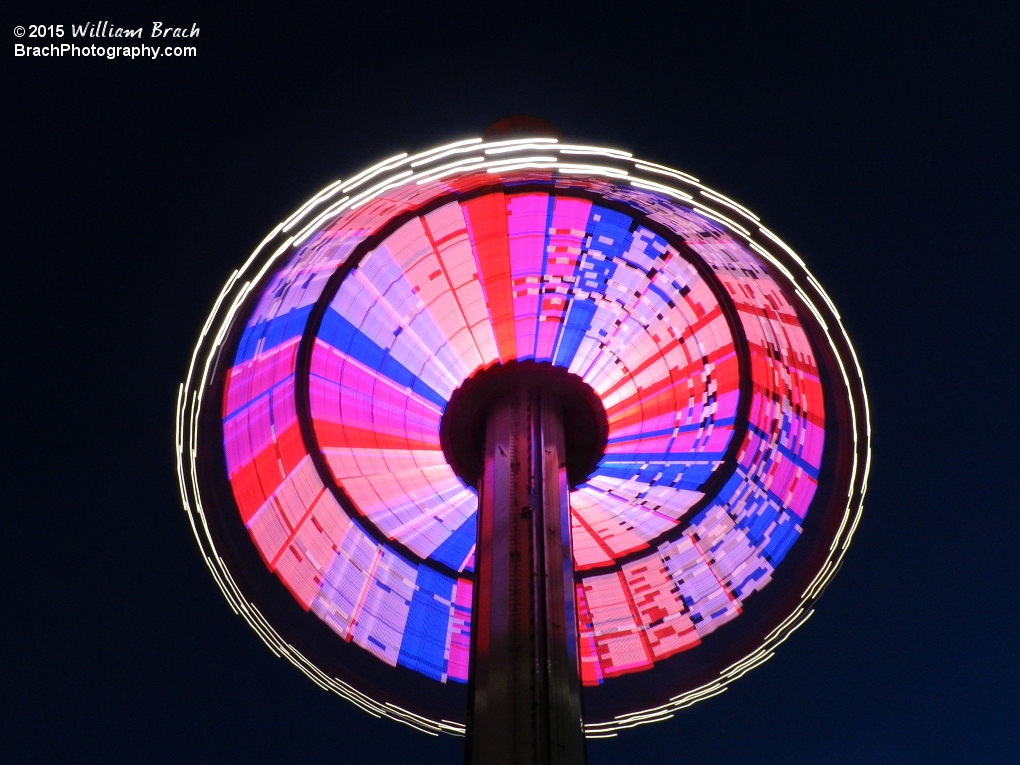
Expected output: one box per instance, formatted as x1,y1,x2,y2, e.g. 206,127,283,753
177,137,870,736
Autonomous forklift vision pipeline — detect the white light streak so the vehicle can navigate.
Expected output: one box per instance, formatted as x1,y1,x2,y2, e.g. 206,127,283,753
758,225,808,267
629,177,694,201
281,182,344,232
347,169,415,210
691,203,752,237
749,240,798,285
414,156,487,184
485,142,563,155
480,136,558,149
482,155,558,168
795,287,829,333
724,652,774,683
340,152,409,193
556,162,629,178
699,188,761,222
409,143,486,167
802,560,834,599
291,196,351,245
484,161,559,174
634,161,699,183
559,145,633,158
346,169,414,206
238,222,285,274
806,273,842,320
404,137,482,165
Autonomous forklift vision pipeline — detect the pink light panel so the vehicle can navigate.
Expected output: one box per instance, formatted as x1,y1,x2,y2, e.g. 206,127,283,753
220,177,825,688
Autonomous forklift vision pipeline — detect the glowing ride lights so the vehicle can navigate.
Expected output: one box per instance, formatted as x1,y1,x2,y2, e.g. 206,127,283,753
176,137,870,744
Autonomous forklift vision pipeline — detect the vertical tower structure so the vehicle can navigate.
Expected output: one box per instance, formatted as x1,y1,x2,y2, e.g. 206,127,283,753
467,391,585,765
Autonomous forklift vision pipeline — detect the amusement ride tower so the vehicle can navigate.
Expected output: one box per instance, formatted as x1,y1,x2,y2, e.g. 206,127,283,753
177,131,870,765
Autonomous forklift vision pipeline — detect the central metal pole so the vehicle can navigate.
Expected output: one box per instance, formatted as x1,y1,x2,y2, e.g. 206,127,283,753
466,389,586,765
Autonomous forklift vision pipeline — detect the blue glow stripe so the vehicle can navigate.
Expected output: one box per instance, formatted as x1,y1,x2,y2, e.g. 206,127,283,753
760,509,802,565
398,566,456,681
645,280,675,308
590,460,719,490
551,205,633,367
532,194,557,359
746,422,821,479
730,566,771,598
234,304,314,364
615,244,667,277
552,298,596,368
736,492,789,552
318,307,447,408
692,471,806,568
429,512,477,572
585,205,634,279
597,452,728,464
606,418,737,444
738,460,818,523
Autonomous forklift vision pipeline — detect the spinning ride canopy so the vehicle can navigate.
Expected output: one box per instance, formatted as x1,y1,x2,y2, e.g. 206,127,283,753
177,138,870,737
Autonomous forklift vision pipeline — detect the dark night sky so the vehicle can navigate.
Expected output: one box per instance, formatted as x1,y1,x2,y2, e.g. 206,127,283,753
4,2,1018,763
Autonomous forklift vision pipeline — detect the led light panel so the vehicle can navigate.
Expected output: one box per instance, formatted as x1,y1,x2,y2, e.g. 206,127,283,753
179,138,869,735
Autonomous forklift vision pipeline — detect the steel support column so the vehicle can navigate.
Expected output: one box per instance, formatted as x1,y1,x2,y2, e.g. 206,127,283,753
466,389,586,765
